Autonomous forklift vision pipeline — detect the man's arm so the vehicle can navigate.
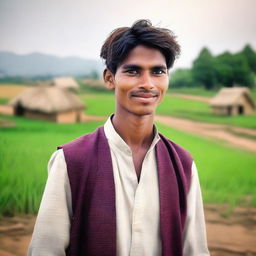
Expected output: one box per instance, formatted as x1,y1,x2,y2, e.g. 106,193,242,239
28,149,72,256
183,161,210,256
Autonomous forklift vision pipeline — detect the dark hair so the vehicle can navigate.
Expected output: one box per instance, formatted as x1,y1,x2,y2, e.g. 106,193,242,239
100,19,181,74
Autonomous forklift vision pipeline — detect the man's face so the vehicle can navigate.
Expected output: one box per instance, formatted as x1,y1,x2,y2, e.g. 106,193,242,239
106,45,169,117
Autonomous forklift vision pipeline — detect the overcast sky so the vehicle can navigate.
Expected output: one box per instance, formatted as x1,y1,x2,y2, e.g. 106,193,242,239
0,0,256,69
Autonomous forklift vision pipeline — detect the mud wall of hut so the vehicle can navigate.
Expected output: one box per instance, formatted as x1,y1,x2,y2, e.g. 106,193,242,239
24,110,56,122
212,96,254,116
56,110,83,123
24,109,84,123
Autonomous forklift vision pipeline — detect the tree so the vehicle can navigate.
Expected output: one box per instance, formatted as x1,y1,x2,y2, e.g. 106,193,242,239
232,53,254,87
241,44,256,73
169,69,196,88
215,51,255,88
192,48,217,90
215,52,234,86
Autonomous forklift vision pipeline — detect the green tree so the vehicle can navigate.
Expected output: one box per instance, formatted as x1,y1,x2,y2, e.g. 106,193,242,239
215,52,234,86
241,44,256,73
215,51,255,88
232,53,254,87
192,48,217,90
169,69,196,88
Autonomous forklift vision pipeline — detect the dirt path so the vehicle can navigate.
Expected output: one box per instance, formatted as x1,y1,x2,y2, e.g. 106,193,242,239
205,204,256,255
0,215,35,256
155,115,256,152
81,112,256,153
0,205,255,256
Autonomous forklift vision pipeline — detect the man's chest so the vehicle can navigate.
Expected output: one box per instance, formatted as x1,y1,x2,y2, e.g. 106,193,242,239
109,145,162,256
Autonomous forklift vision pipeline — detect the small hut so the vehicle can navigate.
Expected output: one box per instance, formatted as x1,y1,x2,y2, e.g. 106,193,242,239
9,86,85,123
210,87,255,115
52,77,79,91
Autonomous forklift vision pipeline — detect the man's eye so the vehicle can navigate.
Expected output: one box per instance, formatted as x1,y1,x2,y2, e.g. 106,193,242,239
126,70,138,75
153,69,165,75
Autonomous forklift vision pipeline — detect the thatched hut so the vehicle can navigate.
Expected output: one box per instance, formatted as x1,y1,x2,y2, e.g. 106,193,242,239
210,87,255,115
52,77,79,90
9,86,85,123
82,79,105,88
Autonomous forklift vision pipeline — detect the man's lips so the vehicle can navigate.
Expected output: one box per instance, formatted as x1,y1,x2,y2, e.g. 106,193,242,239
130,91,159,98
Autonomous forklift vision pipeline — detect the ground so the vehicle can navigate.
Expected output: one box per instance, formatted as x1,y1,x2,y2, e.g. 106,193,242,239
0,205,256,255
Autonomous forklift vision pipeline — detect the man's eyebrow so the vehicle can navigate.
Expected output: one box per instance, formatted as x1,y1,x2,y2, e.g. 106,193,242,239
151,65,167,70
121,64,142,70
121,64,167,70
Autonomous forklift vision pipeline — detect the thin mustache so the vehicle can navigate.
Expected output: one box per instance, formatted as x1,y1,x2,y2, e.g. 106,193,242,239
130,90,159,97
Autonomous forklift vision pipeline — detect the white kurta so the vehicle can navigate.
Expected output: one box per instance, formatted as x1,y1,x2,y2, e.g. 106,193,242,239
28,117,210,256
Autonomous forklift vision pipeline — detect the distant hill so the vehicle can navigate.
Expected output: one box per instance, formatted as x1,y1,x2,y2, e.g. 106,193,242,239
0,51,104,78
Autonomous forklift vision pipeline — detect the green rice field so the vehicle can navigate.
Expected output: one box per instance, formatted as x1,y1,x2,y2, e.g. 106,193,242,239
0,114,256,216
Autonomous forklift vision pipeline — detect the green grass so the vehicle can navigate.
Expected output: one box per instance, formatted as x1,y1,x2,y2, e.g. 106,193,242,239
168,87,217,97
83,94,115,116
0,114,255,216
0,98,9,104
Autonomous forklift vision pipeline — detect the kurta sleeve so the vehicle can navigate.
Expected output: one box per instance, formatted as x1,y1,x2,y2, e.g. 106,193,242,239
183,161,210,256
27,149,72,256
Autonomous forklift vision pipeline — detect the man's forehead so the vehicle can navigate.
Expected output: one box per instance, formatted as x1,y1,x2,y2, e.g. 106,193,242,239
124,45,165,60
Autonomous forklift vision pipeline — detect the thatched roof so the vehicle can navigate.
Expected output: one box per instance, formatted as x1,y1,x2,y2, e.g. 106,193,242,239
9,86,85,113
210,87,255,108
82,79,105,88
52,77,79,90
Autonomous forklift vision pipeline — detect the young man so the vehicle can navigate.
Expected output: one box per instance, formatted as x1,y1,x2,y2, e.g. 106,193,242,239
28,20,210,256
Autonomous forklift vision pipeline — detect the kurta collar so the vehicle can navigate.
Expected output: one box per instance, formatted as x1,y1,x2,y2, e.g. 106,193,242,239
104,115,160,154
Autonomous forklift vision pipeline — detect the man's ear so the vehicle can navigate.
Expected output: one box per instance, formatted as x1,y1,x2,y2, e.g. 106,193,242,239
103,69,115,90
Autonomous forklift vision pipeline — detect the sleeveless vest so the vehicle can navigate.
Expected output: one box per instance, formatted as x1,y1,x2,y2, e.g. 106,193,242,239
58,126,192,256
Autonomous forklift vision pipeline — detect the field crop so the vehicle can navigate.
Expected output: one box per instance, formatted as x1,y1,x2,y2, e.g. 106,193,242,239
0,85,28,99
0,115,255,216
83,94,115,116
0,116,104,215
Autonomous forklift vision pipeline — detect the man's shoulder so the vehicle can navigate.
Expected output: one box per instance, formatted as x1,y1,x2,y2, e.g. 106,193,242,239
57,125,105,151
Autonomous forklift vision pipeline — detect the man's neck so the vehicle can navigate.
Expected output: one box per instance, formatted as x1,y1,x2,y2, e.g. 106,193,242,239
112,112,155,150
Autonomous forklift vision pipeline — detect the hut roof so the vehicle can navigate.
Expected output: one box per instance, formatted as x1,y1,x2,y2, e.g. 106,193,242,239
52,77,79,90
210,87,255,108
9,86,85,113
83,79,105,88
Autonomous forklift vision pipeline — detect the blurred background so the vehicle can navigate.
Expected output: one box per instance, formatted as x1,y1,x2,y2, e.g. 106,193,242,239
0,0,256,255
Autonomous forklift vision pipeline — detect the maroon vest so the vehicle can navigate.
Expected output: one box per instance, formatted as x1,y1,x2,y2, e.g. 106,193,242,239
58,126,192,256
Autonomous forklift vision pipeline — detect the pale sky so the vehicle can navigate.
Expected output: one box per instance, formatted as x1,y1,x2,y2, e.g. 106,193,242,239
0,0,256,68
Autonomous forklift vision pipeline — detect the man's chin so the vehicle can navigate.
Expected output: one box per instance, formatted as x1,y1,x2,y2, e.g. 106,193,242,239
130,108,155,117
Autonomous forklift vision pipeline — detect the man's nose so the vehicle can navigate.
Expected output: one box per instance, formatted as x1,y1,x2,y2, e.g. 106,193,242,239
139,73,154,90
